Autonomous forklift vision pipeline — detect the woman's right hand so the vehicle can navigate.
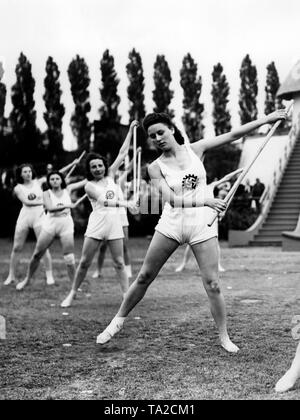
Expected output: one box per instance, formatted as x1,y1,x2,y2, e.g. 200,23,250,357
127,200,140,214
129,120,139,132
204,198,227,213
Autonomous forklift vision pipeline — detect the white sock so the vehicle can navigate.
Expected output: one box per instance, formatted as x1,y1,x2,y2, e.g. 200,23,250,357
175,263,185,273
125,265,132,278
61,290,76,308
220,335,239,353
16,278,29,291
92,270,101,278
96,316,126,344
46,270,55,284
4,275,15,285
275,369,300,393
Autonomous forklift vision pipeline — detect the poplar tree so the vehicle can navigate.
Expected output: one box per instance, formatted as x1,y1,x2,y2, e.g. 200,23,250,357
239,54,258,126
153,55,174,118
180,53,204,141
94,50,121,159
265,61,283,114
126,48,146,121
9,52,40,162
205,63,240,183
68,55,91,151
99,49,121,122
211,63,232,135
43,56,65,162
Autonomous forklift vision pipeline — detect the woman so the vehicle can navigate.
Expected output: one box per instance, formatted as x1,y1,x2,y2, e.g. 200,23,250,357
4,158,82,286
91,152,141,280
16,171,86,290
4,164,54,286
60,120,139,308
96,109,287,352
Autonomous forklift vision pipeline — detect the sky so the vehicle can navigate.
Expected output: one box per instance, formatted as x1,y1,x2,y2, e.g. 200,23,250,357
1,0,300,149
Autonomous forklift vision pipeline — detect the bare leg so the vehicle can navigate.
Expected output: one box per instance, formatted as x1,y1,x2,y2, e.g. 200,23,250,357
4,228,28,284
34,225,54,284
60,234,76,283
16,231,55,290
191,237,239,353
123,227,130,266
92,240,107,278
61,237,100,307
175,244,192,272
217,241,225,272
275,342,300,392
96,232,179,344
107,238,128,296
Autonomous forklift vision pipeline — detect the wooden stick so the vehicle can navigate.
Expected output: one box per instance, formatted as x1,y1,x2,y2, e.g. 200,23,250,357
133,125,137,199
136,148,142,201
73,193,87,207
65,150,86,179
207,104,293,227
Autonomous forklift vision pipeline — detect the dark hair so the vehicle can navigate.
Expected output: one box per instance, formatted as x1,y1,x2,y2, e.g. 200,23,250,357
142,112,185,145
16,163,37,184
46,171,67,189
85,152,108,180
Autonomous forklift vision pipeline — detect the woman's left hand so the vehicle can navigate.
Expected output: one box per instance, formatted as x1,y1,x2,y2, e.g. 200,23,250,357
266,109,288,124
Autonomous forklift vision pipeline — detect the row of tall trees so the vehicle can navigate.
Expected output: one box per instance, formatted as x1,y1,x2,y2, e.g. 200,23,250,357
0,51,283,170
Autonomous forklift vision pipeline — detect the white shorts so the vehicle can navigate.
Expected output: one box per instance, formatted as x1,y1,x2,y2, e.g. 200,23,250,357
42,215,74,238
120,211,129,227
85,211,124,241
155,207,218,246
15,206,45,232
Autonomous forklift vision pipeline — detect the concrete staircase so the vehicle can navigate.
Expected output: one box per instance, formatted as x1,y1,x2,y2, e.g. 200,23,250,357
250,135,300,246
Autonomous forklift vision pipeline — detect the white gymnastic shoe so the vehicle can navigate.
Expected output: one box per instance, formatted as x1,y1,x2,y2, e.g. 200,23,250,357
60,290,76,308
46,276,55,285
16,279,29,291
275,369,299,393
3,276,15,286
92,270,102,279
96,317,124,344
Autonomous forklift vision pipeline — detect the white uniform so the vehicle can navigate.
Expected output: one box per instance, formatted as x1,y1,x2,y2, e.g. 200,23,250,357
117,185,129,228
42,189,74,237
85,176,124,241
155,143,218,245
15,180,45,232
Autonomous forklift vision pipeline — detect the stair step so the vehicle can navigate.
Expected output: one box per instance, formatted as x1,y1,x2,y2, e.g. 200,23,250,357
276,187,300,191
271,198,300,203
267,215,300,221
275,192,300,195
267,221,299,225
249,241,281,246
260,227,296,233
269,209,300,213
253,235,283,240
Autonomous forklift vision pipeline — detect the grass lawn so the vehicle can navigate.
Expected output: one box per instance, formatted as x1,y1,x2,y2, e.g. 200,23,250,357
0,236,299,400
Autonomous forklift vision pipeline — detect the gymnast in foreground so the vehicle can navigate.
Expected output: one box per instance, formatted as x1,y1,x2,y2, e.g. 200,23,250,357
96,110,287,352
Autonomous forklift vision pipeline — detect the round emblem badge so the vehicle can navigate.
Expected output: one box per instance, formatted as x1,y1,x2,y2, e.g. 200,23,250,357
182,174,199,190
106,190,115,200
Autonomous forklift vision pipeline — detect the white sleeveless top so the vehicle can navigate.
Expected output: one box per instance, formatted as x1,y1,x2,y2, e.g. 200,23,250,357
88,176,121,215
17,180,44,208
47,189,72,218
155,143,207,219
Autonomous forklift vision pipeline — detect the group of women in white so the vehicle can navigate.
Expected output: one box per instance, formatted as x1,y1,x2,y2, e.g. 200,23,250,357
3,109,299,394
